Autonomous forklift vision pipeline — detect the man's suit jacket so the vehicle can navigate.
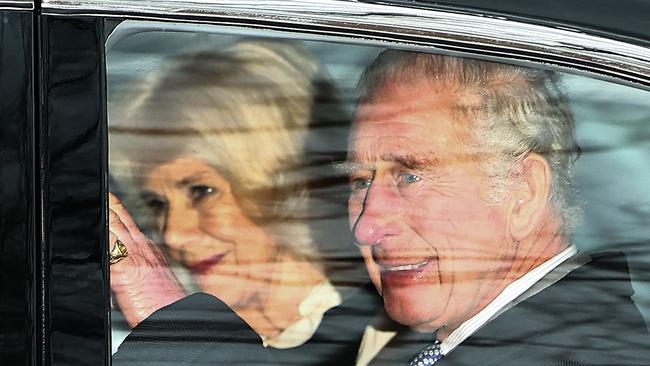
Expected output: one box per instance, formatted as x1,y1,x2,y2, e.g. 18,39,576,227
370,251,650,366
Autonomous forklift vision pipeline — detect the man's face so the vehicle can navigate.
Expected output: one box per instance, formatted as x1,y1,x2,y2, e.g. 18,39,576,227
347,82,518,333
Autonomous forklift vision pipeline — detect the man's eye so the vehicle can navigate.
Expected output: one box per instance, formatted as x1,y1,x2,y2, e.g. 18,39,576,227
350,178,371,191
189,185,218,202
399,173,421,185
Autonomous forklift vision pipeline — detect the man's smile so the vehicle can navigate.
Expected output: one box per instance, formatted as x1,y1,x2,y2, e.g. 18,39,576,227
380,259,431,272
379,255,439,288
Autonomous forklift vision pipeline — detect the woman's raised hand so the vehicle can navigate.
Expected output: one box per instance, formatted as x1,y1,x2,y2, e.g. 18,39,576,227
109,193,187,328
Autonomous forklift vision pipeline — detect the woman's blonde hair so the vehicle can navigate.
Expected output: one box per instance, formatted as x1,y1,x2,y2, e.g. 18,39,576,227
110,39,324,258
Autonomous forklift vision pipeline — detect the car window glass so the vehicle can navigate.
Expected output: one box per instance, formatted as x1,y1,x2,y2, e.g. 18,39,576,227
106,19,650,364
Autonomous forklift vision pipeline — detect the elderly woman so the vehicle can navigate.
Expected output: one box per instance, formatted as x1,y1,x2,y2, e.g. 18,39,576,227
109,40,378,365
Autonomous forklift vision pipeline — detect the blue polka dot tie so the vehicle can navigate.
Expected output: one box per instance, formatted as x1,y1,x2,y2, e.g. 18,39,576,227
408,340,443,366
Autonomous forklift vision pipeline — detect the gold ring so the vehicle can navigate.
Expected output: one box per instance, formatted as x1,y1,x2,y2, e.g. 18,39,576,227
109,239,129,265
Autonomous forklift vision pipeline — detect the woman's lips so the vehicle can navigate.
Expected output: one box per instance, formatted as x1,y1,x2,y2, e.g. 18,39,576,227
190,252,229,275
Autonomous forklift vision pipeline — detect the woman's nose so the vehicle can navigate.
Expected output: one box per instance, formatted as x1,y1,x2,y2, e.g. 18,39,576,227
352,181,401,247
163,204,201,252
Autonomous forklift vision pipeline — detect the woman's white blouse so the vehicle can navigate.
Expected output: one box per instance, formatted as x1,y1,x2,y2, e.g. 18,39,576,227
262,280,342,349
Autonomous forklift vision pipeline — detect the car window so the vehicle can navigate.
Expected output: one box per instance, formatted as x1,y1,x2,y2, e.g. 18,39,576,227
106,19,650,366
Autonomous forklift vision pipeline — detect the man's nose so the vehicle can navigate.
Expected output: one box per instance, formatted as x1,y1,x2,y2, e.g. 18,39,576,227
352,180,401,246
163,204,201,253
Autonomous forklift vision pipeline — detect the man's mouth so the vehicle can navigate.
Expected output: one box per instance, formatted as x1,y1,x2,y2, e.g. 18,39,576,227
190,252,229,275
379,256,437,287
381,260,430,272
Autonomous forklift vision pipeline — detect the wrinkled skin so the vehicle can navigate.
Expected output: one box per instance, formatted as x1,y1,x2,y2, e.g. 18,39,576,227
109,193,187,328
141,158,279,312
347,81,564,337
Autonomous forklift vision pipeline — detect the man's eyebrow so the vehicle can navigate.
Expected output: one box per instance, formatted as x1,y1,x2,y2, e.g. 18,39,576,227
333,153,441,173
332,161,366,174
386,153,440,170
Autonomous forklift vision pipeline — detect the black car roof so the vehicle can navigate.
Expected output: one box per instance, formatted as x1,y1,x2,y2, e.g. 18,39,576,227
369,0,650,46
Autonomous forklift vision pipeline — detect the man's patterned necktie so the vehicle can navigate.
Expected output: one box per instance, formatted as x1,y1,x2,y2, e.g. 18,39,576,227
408,340,443,366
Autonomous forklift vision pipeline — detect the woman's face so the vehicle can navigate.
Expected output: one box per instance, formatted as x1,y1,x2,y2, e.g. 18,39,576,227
142,157,278,309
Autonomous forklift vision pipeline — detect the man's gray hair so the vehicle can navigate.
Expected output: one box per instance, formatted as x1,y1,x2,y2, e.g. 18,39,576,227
358,50,582,235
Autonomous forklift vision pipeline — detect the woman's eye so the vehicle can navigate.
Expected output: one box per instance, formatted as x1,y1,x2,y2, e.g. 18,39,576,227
143,197,167,214
189,184,218,202
399,173,421,185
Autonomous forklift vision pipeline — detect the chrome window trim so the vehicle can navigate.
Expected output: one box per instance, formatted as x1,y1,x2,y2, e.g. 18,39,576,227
0,0,34,10
41,0,650,87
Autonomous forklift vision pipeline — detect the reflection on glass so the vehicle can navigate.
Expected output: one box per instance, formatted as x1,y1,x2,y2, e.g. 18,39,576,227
109,40,375,364
107,22,650,366
347,51,650,365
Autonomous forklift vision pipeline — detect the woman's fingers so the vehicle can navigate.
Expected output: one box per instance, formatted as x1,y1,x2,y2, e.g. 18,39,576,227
108,192,187,328
109,193,163,272
109,193,158,262
109,193,144,240
109,206,140,269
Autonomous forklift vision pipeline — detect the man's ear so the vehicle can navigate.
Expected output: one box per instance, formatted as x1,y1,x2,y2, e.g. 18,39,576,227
507,153,552,241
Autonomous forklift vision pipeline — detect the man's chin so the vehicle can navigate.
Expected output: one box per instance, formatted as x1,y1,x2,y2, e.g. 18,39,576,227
383,292,442,331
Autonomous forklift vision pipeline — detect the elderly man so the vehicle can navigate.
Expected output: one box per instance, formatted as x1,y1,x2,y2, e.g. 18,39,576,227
344,51,650,365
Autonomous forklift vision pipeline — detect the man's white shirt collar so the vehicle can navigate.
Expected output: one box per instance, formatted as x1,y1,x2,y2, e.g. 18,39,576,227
440,245,577,354
356,245,578,366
